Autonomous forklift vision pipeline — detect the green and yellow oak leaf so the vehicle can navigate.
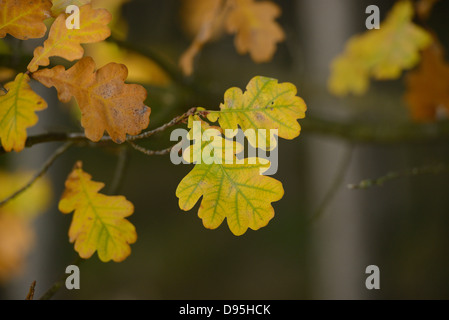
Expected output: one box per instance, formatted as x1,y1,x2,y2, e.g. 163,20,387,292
207,76,306,151
32,56,151,143
328,0,432,96
0,0,52,40
58,161,136,262
405,42,449,122
176,115,284,236
0,73,48,152
27,4,112,72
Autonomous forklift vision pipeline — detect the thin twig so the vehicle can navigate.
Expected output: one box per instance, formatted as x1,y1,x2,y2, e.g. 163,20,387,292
308,144,355,223
108,146,130,195
39,257,84,300
127,107,198,141
128,141,174,156
0,108,201,155
348,163,449,190
25,281,36,300
0,142,74,208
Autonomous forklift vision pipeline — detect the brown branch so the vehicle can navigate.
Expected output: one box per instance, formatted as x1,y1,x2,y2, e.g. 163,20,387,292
0,108,200,155
127,107,198,141
128,141,174,156
25,281,37,300
348,163,449,190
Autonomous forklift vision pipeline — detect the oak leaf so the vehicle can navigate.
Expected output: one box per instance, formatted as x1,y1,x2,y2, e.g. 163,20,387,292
59,161,136,262
176,116,284,236
0,73,48,152
329,0,432,96
33,57,151,143
0,0,52,40
27,4,112,72
225,0,285,63
207,76,307,150
405,42,449,122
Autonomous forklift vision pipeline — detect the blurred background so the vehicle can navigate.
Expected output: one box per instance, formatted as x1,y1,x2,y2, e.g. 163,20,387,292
1,0,449,299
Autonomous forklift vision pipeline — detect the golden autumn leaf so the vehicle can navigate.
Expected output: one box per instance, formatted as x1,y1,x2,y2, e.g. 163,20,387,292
33,57,151,143
176,116,284,236
0,0,52,40
328,0,432,96
0,214,34,282
84,41,171,87
405,42,449,122
59,161,136,262
0,73,48,152
27,4,112,72
225,0,285,63
207,76,307,150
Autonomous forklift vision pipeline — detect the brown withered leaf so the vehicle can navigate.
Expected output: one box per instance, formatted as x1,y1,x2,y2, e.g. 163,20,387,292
33,57,151,143
405,42,449,122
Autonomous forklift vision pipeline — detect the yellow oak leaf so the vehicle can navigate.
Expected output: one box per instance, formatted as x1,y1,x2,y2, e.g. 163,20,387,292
176,116,283,236
50,0,91,17
225,0,285,63
27,4,112,72
32,57,151,143
84,41,171,87
329,0,432,96
0,73,48,152
208,76,307,150
0,214,34,282
405,42,449,122
58,161,136,262
0,0,52,40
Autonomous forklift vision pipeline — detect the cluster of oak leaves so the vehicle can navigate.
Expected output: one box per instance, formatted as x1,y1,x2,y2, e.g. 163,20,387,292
0,0,446,282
